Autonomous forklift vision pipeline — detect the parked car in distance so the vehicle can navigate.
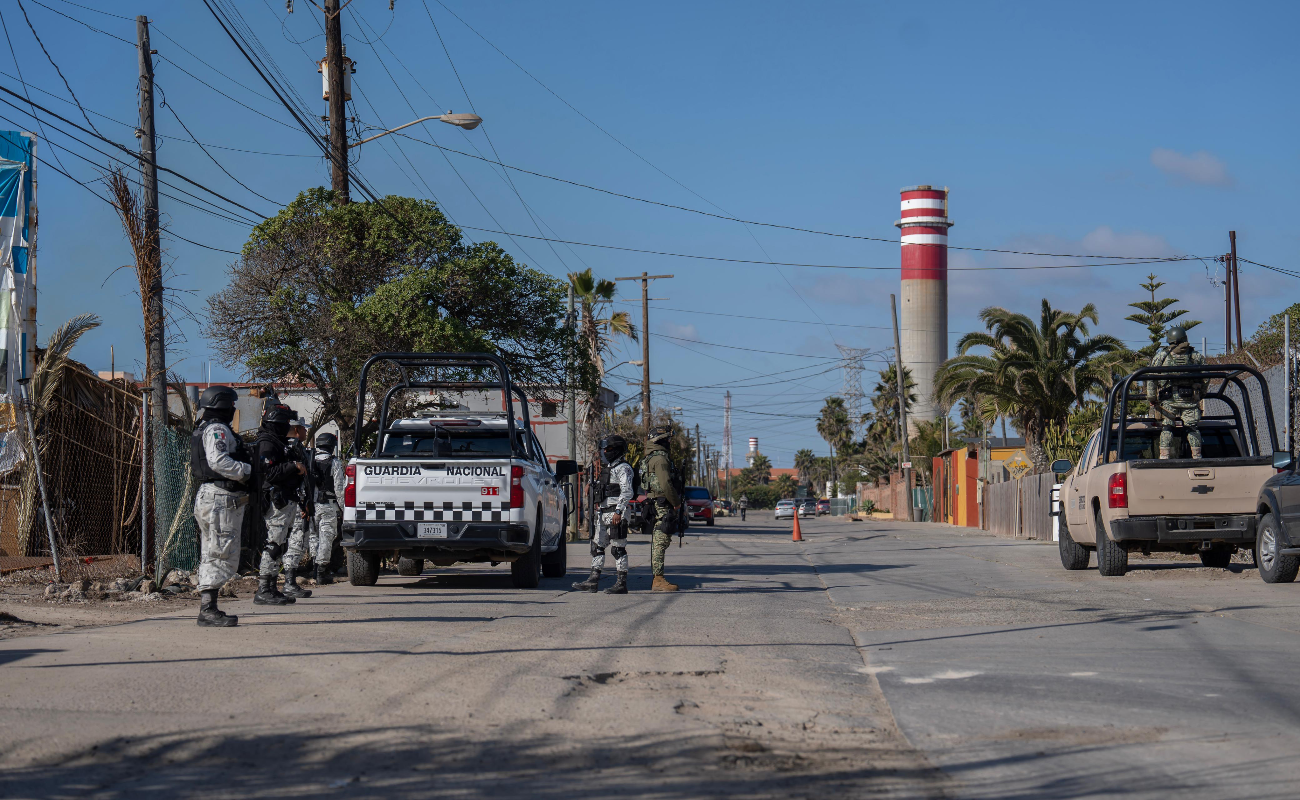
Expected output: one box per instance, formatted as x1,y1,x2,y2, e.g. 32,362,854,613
714,499,733,517
816,499,830,516
684,486,715,526
797,498,817,517
774,499,795,520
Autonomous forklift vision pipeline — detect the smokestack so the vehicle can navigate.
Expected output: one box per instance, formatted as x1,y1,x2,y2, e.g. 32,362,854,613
895,185,952,432
747,437,758,466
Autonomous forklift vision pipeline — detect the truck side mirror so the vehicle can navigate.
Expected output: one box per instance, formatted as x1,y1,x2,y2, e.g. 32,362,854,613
1273,452,1293,471
1050,459,1073,475
554,459,578,478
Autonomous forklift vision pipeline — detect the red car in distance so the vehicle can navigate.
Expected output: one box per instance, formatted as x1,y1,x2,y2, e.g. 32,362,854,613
684,486,715,526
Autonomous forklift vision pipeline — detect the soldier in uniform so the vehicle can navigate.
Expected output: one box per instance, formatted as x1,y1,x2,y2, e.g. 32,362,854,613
253,402,307,604
279,418,316,598
1147,326,1207,459
643,425,683,591
572,435,634,594
190,386,250,628
309,432,347,584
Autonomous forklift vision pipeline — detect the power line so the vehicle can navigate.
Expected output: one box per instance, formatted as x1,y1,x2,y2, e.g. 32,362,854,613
453,223,1198,274
15,0,100,135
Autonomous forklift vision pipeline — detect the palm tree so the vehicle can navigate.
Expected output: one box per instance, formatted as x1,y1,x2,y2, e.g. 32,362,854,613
867,364,916,444
935,299,1126,473
817,397,854,495
793,448,817,485
569,269,637,464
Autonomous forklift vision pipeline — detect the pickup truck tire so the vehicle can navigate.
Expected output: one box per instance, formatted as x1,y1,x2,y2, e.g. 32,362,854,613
1198,547,1232,569
1257,513,1299,584
511,512,543,589
542,512,568,578
1058,523,1091,570
1095,511,1129,577
347,549,381,586
397,556,425,577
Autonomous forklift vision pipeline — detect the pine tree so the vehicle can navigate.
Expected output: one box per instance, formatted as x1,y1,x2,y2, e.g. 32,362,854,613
1126,273,1201,357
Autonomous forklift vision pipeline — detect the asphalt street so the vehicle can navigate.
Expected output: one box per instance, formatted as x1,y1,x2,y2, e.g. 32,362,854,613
4,514,1300,798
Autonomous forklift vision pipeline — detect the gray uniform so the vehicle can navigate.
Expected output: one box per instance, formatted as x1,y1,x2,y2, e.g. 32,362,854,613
592,460,634,573
260,500,299,578
193,422,251,591
306,450,347,566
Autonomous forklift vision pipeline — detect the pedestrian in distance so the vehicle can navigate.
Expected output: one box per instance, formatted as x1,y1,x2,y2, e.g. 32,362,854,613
279,417,316,598
253,401,308,605
189,386,251,628
572,434,635,594
738,494,748,522
643,425,683,591
1147,326,1207,459
308,431,347,584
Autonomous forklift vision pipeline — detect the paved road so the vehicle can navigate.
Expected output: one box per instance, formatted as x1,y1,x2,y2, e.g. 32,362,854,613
3,514,1300,798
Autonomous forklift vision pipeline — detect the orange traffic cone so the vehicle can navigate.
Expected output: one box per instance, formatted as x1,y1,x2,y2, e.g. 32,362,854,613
792,508,803,541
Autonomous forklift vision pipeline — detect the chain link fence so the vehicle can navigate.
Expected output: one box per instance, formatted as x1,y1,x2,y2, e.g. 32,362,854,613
150,418,199,579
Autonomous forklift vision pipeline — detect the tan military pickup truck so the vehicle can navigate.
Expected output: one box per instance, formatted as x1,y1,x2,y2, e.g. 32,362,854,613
1053,363,1282,576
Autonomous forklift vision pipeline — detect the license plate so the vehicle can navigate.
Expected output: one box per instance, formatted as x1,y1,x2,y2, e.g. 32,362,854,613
417,522,448,539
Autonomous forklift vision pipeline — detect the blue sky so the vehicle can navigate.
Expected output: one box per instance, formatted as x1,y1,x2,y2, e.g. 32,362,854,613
6,0,1298,466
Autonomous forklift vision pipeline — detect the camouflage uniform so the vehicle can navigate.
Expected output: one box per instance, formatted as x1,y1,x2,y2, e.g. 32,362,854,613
1147,336,1206,458
643,440,681,578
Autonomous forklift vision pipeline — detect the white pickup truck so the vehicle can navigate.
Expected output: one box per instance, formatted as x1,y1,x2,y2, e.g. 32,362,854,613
340,353,576,588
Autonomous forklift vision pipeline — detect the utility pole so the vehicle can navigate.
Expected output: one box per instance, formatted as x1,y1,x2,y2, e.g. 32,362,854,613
323,0,349,202
695,423,702,485
137,17,164,425
615,272,672,440
567,283,579,539
1230,230,1242,351
890,294,914,521
1223,250,1233,354
723,390,732,500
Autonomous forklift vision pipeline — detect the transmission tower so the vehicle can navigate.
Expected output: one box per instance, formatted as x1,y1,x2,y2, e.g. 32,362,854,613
836,345,871,440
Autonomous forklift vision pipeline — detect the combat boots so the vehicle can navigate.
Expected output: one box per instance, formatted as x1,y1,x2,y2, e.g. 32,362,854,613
651,575,679,592
196,589,238,627
603,571,628,594
316,564,334,585
254,576,295,605
571,569,601,592
1159,448,1170,460
1191,446,1203,460
282,567,312,598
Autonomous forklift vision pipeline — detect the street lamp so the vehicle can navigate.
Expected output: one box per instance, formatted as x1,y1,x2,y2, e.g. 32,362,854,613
350,111,482,148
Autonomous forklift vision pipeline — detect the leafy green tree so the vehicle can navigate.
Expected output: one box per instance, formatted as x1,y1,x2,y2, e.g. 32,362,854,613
1240,302,1300,368
207,189,570,447
1126,273,1200,358
907,419,948,486
935,299,1127,473
772,473,798,499
793,448,817,484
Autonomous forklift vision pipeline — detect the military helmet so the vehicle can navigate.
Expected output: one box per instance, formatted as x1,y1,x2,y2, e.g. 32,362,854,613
601,434,628,462
648,424,673,444
315,432,338,452
261,401,293,425
1166,326,1189,345
197,385,238,411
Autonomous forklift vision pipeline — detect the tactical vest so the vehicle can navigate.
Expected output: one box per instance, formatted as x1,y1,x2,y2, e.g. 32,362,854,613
1155,345,1203,401
312,454,337,502
643,450,669,498
190,420,250,486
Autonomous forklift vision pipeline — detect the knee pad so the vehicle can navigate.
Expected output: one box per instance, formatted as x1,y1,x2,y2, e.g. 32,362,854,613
590,541,606,557
611,545,627,560
263,540,286,560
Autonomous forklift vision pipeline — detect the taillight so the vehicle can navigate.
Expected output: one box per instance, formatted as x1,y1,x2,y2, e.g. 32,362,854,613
509,465,524,509
1107,472,1127,509
343,463,356,508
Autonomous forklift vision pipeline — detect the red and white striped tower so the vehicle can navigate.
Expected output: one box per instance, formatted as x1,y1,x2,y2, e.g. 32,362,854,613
895,185,952,431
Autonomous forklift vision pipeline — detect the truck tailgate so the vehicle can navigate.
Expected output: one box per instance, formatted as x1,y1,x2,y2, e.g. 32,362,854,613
350,458,515,523
1127,460,1273,515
